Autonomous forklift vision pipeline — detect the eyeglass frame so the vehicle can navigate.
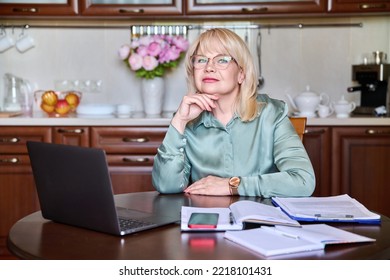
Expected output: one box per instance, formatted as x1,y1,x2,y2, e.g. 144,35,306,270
191,54,239,70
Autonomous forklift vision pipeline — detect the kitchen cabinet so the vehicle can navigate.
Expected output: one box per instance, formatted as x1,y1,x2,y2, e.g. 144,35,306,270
0,127,51,259
79,0,183,16
304,125,390,217
186,0,327,15
90,126,167,194
2,0,389,17
329,0,390,13
52,126,90,147
0,0,182,17
331,126,390,217
303,126,332,197
0,0,78,16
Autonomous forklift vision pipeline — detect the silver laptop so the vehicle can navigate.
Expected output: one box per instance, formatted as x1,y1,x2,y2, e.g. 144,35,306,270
26,141,178,236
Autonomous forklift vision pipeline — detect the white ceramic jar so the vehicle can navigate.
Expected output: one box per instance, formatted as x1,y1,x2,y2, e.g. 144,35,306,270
333,96,356,118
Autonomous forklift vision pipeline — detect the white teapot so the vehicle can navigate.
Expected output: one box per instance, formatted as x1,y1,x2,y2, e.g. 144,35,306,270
332,96,356,118
286,86,330,118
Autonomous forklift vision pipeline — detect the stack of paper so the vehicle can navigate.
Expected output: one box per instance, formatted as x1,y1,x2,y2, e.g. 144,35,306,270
224,224,376,257
272,194,381,224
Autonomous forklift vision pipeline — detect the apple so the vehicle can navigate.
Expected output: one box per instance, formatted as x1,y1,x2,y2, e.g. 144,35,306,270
40,103,55,114
65,92,80,110
41,90,58,106
54,99,71,115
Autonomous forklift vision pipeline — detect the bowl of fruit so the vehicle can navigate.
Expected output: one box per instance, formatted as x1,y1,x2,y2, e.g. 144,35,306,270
35,90,82,117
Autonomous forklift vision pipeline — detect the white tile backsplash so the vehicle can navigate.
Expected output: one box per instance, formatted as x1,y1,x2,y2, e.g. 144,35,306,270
0,17,389,114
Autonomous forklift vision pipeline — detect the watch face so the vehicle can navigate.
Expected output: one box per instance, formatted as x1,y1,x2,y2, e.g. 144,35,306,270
229,177,240,188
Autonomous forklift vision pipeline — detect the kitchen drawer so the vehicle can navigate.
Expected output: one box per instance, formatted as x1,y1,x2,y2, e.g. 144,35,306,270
52,126,90,147
91,127,167,154
0,154,31,172
106,154,155,167
0,127,51,154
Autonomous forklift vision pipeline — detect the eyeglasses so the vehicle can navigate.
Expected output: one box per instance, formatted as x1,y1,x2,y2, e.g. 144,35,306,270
191,55,238,70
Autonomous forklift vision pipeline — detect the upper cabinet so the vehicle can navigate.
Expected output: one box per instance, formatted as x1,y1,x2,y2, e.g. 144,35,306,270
79,0,183,17
329,0,390,13
186,0,327,15
0,0,78,16
0,0,389,17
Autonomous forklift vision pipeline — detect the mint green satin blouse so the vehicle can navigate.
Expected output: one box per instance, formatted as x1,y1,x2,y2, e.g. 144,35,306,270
152,94,315,197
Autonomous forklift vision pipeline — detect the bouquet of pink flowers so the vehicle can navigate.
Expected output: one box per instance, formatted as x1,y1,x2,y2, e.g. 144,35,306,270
118,34,189,79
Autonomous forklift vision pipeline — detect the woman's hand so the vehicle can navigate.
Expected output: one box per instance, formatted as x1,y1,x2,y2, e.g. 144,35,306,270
184,175,230,196
171,92,219,134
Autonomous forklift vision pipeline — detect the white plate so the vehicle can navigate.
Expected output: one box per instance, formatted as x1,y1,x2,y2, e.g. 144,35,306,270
76,104,115,115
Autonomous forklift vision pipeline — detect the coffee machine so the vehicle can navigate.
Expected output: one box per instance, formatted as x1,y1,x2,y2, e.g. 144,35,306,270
348,64,390,115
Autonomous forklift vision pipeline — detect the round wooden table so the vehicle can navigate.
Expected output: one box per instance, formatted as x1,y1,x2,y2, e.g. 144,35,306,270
7,192,390,260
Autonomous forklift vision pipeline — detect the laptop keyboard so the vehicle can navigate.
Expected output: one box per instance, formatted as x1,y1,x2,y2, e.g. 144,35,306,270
119,218,155,231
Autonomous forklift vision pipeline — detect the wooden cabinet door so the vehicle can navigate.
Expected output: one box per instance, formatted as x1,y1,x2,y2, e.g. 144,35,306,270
90,126,167,154
52,126,90,147
0,0,78,16
79,0,183,17
91,126,167,194
0,126,50,259
186,0,326,15
0,158,39,259
303,126,332,197
329,0,390,13
332,126,390,217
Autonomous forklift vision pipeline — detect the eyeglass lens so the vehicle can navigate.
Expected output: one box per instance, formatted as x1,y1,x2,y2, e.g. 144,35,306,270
192,55,234,70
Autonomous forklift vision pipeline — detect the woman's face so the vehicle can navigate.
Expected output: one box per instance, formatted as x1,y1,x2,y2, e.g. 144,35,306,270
193,50,244,98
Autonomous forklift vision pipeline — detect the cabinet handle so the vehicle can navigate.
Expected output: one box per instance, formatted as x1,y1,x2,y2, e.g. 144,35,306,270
242,7,268,13
304,129,326,135
122,157,150,163
366,129,390,135
0,157,19,163
57,128,84,134
360,4,386,9
122,137,149,143
12,8,38,13
118,9,144,14
0,137,20,143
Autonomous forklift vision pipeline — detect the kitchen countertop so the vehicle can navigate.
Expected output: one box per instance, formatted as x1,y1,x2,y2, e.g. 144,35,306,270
1,111,390,126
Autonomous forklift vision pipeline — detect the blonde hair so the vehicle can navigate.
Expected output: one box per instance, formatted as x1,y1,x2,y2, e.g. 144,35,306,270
185,28,259,121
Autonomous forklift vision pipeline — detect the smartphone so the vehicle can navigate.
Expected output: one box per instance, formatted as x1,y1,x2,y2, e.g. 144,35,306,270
188,213,219,229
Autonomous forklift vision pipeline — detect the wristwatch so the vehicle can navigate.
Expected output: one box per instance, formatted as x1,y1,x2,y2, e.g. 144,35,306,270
228,176,241,195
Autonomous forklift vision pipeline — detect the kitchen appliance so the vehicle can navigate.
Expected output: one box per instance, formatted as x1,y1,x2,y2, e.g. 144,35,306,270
348,64,390,115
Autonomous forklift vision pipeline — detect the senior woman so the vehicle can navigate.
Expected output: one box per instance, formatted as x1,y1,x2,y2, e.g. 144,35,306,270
152,28,315,197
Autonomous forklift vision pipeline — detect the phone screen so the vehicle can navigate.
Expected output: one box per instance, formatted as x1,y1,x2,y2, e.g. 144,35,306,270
188,213,219,229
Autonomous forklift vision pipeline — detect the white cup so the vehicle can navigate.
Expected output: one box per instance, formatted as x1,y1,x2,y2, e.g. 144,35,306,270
0,33,15,53
16,34,35,53
116,104,132,118
317,105,334,118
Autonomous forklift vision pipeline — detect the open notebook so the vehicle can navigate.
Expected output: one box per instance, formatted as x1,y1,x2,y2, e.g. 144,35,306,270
181,200,300,231
224,224,375,257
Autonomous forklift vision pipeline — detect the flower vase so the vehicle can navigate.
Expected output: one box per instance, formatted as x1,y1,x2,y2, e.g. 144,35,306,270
141,77,165,116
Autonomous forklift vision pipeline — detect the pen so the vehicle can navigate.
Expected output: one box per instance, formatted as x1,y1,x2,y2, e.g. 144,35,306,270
262,226,300,239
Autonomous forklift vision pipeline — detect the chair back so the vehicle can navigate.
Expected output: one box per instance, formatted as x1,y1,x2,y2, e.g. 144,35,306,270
289,117,306,141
